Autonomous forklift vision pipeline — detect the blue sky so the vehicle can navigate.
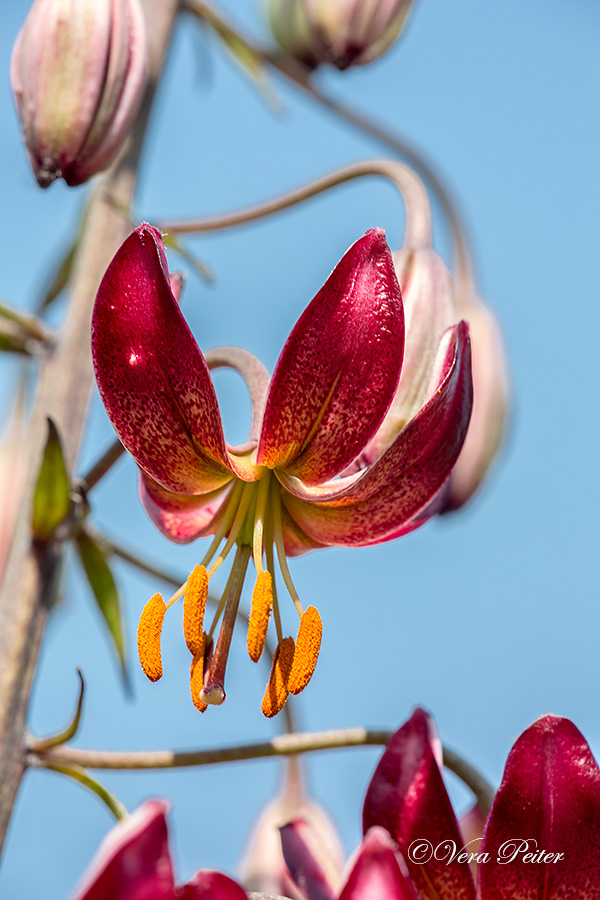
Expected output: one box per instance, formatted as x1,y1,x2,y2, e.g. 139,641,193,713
1,0,599,896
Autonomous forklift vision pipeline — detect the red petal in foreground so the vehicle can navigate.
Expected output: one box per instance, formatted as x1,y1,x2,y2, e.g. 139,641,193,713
70,801,175,900
92,224,232,495
362,709,475,900
140,474,232,543
257,229,404,485
280,322,472,546
280,818,339,900
338,827,418,900
478,715,600,900
183,870,250,899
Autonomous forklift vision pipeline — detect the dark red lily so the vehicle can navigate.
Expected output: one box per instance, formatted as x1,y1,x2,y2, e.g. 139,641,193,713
92,225,472,714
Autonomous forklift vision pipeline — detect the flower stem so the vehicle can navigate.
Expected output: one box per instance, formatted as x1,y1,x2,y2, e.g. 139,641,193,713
183,0,473,285
30,729,495,813
161,158,431,246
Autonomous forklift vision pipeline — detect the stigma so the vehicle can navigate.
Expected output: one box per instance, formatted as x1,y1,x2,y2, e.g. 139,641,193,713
136,472,323,717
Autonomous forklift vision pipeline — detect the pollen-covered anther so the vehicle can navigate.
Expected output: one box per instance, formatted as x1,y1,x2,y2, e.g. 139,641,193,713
261,636,295,718
190,640,208,713
247,571,273,663
137,593,166,682
288,606,322,696
183,564,208,657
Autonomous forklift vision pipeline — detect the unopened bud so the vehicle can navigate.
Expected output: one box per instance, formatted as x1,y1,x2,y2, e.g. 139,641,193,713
268,0,415,71
11,0,147,188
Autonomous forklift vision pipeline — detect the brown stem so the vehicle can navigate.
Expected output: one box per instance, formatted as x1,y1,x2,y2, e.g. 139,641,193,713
29,730,495,813
0,0,181,857
183,0,474,288
80,439,125,493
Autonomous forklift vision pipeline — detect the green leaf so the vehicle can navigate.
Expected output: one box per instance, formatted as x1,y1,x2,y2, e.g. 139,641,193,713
75,530,128,681
32,419,71,540
38,240,77,311
0,330,30,355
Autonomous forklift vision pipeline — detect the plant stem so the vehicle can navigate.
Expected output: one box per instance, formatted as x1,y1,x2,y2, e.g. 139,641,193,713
80,439,125,493
161,158,431,246
30,730,495,813
183,0,474,288
0,0,180,857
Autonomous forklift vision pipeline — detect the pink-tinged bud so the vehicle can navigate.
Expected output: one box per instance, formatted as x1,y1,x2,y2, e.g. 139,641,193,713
442,293,509,511
11,0,147,188
239,760,344,897
268,0,415,71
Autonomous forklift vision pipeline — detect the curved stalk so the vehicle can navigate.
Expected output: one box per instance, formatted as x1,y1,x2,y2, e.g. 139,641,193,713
30,729,496,813
161,158,431,247
183,0,474,289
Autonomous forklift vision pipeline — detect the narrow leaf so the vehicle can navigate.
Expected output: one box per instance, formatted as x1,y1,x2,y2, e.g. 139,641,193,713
38,239,77,311
32,418,71,540
75,530,128,682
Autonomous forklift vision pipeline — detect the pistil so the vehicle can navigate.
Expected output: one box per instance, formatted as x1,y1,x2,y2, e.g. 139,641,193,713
201,544,252,705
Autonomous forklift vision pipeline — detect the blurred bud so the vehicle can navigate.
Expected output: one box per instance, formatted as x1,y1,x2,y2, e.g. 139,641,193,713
239,759,344,897
11,0,147,188
442,292,509,511
268,0,415,71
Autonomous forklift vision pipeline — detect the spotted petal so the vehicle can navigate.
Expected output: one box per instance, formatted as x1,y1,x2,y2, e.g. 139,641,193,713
478,715,600,900
363,709,476,900
279,322,472,546
140,474,233,543
256,229,404,485
92,224,233,495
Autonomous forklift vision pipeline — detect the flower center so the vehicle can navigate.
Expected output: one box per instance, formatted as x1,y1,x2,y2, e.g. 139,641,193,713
136,472,322,717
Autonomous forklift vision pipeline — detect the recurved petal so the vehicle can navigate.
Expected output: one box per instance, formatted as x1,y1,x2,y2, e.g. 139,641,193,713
70,800,175,899
279,322,472,546
363,710,476,900
338,827,419,900
256,229,404,485
140,474,233,543
357,247,456,467
92,224,233,495
478,715,600,900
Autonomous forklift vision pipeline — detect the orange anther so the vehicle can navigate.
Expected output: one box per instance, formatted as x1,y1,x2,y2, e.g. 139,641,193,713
183,564,208,657
288,606,322,696
247,571,273,663
261,636,295,718
137,593,166,682
190,640,208,713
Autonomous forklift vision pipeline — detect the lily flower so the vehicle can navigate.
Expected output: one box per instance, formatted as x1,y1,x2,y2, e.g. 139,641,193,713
92,224,472,716
282,708,600,899
68,799,248,900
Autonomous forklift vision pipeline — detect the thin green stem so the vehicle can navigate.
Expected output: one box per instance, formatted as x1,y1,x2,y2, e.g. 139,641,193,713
31,758,127,821
30,670,85,752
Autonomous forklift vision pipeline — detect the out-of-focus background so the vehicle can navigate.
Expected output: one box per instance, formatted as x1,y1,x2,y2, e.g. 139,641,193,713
1,1,599,896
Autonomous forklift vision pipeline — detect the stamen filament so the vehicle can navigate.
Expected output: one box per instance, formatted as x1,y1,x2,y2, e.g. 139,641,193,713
271,489,304,618
252,475,271,574
261,636,295,718
207,482,255,578
206,562,238,643
288,606,322,695
137,593,166,682
199,480,245,570
265,533,283,644
201,544,252,706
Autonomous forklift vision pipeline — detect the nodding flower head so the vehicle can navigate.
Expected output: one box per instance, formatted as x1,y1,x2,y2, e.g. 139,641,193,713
11,0,147,188
92,224,472,716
